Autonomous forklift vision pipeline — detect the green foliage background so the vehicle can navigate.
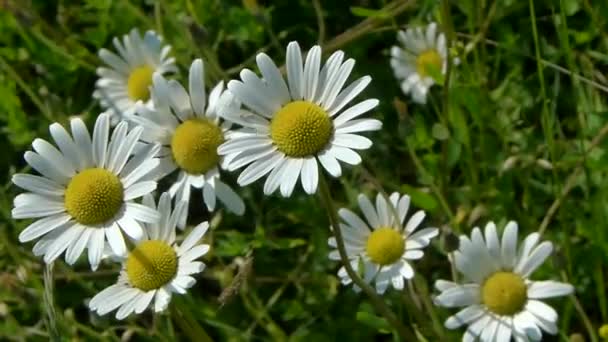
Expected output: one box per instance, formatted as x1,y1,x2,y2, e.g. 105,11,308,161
1,0,608,340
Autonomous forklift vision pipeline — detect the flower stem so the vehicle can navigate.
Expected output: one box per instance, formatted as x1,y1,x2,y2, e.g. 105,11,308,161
317,173,416,340
170,299,213,342
43,263,60,342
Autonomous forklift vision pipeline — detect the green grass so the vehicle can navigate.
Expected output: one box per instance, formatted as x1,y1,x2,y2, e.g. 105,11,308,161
1,0,608,340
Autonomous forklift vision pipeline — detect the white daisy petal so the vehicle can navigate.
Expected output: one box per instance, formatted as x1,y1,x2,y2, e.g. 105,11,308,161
527,281,573,299
434,284,480,307
516,241,553,277
18,214,71,242
189,59,206,116
179,221,209,254
300,157,319,194
317,150,342,177
444,305,484,329
501,220,519,269
92,114,110,168
286,41,304,100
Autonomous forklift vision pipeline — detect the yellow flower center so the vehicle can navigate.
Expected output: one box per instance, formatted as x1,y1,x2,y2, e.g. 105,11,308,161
64,168,124,225
127,65,154,101
365,227,405,265
415,49,443,78
482,271,527,316
171,118,224,175
270,101,333,157
126,240,178,291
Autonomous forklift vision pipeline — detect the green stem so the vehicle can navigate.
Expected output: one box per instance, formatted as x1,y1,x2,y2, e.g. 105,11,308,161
170,299,213,342
317,173,416,341
43,263,60,342
561,271,598,342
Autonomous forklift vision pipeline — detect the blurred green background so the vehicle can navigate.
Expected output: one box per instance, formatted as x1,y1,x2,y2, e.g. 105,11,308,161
1,0,608,340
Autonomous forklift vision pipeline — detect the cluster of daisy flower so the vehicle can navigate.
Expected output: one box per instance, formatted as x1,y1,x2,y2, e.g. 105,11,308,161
10,24,574,341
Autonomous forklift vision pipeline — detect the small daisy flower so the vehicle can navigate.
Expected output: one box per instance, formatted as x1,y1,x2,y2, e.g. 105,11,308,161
328,192,438,294
89,192,210,319
390,22,454,104
94,28,177,125
12,114,161,270
434,221,574,341
129,59,244,222
218,41,381,197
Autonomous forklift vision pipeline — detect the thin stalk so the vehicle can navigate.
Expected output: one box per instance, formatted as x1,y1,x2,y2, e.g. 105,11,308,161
312,0,326,44
440,0,455,191
561,271,598,342
43,263,60,342
528,0,559,190
317,173,416,341
170,300,213,342
0,55,54,123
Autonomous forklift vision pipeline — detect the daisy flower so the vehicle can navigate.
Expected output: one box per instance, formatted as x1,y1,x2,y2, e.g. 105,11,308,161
390,22,455,104
12,114,161,270
89,192,210,319
93,28,177,125
328,192,438,294
218,41,381,197
434,221,574,341
128,59,245,223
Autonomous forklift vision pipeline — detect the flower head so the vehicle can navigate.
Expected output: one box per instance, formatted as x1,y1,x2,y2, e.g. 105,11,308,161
89,192,210,319
93,29,177,125
12,114,161,270
329,192,438,294
129,59,245,224
390,22,456,104
218,41,381,197
434,221,574,341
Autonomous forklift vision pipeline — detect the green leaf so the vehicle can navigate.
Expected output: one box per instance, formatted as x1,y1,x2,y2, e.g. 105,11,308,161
400,185,439,212
355,311,391,333
431,123,450,140
350,6,389,18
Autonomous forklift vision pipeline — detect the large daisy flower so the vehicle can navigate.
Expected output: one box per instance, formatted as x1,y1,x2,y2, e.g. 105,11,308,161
93,28,177,125
434,221,574,341
128,59,245,223
390,22,454,104
218,41,381,197
328,192,438,294
89,192,210,319
11,114,161,270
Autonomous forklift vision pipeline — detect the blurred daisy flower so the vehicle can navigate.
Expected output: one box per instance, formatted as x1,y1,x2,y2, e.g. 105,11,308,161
434,221,574,341
328,192,438,294
94,29,177,125
89,193,209,319
129,59,244,224
12,114,161,270
218,41,381,197
390,22,457,104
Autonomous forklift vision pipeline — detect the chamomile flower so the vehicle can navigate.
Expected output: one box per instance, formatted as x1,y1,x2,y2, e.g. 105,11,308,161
328,192,438,294
434,221,574,341
218,41,381,197
89,193,210,319
390,22,454,104
11,114,161,270
93,28,177,125
128,59,244,223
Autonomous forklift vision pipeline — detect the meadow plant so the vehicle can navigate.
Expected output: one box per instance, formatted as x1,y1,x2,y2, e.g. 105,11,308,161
2,0,607,341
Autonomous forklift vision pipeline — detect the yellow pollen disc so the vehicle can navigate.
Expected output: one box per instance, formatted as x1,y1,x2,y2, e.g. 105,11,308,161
64,168,124,225
365,227,405,266
127,65,154,101
415,49,443,78
482,271,527,315
126,240,178,291
270,101,333,157
171,118,224,175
